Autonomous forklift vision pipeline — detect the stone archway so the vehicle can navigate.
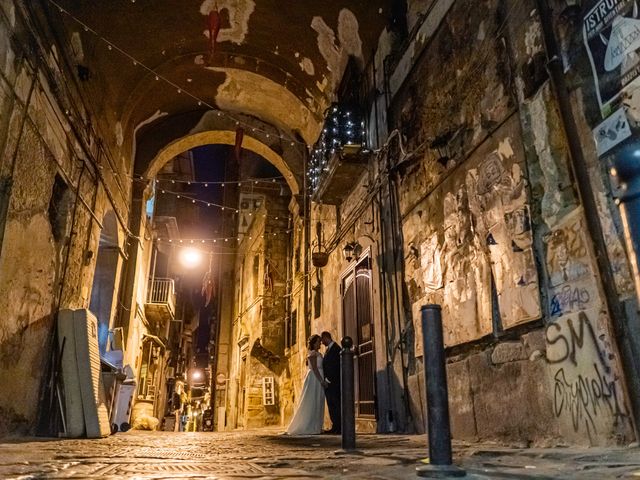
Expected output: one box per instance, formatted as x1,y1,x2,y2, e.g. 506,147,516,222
147,130,300,194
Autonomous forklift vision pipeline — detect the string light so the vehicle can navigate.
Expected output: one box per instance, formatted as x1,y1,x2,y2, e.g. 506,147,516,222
158,228,294,245
158,189,290,221
46,0,307,147
133,174,284,186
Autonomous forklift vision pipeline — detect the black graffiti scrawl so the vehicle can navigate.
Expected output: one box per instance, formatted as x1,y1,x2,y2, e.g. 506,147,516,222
584,0,640,115
545,310,631,442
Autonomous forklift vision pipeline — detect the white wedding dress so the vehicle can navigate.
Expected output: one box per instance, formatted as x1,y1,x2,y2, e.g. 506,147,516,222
286,350,325,435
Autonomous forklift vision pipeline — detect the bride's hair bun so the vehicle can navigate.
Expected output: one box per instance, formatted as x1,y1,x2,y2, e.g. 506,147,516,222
307,334,321,350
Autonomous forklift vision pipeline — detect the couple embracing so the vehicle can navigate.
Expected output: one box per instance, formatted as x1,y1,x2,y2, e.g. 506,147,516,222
286,331,341,435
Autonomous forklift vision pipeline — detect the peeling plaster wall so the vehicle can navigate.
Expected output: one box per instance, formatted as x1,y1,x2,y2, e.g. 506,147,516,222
288,0,638,445
207,68,322,144
0,2,130,434
200,0,256,46
311,8,364,98
381,0,638,445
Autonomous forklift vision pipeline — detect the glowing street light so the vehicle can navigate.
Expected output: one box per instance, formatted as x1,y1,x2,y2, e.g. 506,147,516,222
180,247,202,268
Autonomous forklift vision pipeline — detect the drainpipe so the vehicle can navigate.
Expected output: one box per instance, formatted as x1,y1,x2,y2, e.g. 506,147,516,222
117,181,146,345
303,148,311,339
536,0,640,436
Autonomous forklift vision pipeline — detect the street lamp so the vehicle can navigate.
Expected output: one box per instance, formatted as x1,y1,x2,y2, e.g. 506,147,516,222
180,247,202,269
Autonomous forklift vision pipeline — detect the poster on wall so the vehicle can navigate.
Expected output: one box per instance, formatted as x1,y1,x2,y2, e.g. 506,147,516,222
406,117,542,349
466,145,541,329
544,208,600,317
583,0,640,116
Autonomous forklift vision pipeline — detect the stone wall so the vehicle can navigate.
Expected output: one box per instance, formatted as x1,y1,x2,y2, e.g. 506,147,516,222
0,1,129,433
387,0,637,445
292,0,639,446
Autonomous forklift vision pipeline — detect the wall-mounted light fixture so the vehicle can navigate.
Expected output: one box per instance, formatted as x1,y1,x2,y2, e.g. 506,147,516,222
342,241,361,262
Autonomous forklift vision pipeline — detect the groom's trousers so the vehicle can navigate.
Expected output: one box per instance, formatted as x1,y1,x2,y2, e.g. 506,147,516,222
326,382,341,432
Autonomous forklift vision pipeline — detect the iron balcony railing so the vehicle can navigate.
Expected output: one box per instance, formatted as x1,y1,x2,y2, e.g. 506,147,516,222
147,278,176,318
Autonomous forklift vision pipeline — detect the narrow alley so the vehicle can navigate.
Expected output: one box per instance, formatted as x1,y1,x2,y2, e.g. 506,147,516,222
1,430,640,479
2,0,640,478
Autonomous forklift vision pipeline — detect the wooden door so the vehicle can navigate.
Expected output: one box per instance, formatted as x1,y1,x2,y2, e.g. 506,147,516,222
342,255,376,418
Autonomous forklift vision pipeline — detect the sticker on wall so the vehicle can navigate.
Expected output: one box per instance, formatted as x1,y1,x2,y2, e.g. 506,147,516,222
593,107,631,155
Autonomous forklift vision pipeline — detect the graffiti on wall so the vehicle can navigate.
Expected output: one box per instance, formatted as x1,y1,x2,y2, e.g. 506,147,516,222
545,309,631,440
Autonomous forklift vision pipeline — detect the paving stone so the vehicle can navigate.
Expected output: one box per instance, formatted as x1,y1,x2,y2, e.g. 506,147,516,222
0,429,637,479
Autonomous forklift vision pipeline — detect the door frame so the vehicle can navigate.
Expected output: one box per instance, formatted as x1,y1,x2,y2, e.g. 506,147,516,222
340,248,377,419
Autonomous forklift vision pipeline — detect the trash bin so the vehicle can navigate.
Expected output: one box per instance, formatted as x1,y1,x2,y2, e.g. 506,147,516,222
111,379,136,432
103,361,136,433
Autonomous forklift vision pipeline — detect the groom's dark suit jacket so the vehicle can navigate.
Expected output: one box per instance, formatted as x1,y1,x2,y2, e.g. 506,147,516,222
323,342,341,386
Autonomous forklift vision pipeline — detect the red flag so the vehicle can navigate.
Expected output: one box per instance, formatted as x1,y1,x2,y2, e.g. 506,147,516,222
234,127,244,163
208,9,221,56
201,271,214,307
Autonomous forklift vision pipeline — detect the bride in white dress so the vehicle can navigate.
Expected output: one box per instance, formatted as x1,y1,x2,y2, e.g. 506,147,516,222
286,334,327,435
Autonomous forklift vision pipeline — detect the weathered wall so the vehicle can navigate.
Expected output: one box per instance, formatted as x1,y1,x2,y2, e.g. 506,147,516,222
386,0,637,445
227,189,289,428
0,1,129,433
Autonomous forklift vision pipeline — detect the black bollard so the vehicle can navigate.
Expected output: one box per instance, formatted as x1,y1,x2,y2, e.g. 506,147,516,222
416,305,465,478
339,336,356,453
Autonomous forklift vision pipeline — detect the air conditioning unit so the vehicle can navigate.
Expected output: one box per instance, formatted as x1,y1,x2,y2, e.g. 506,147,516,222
58,309,111,438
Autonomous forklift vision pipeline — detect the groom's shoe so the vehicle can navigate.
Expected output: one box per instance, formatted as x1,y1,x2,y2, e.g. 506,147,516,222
321,429,333,435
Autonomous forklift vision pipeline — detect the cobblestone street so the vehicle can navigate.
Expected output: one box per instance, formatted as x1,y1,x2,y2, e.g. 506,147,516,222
0,429,639,479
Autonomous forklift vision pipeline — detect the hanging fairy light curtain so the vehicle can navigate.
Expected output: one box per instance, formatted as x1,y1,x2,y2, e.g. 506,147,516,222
309,103,366,190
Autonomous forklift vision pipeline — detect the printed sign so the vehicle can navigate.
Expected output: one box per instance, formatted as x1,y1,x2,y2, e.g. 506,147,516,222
593,106,632,155
584,0,640,115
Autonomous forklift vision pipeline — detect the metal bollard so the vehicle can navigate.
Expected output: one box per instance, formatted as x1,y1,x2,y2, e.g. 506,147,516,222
416,305,465,478
339,336,356,452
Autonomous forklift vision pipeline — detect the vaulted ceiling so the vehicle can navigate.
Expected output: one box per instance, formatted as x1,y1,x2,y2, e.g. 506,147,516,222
45,0,391,166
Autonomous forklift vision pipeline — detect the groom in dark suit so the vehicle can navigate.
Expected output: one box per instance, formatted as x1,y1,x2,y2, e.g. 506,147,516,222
321,331,341,434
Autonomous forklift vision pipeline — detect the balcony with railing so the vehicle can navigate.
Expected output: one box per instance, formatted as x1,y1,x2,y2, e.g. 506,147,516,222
310,103,370,205
144,278,176,327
